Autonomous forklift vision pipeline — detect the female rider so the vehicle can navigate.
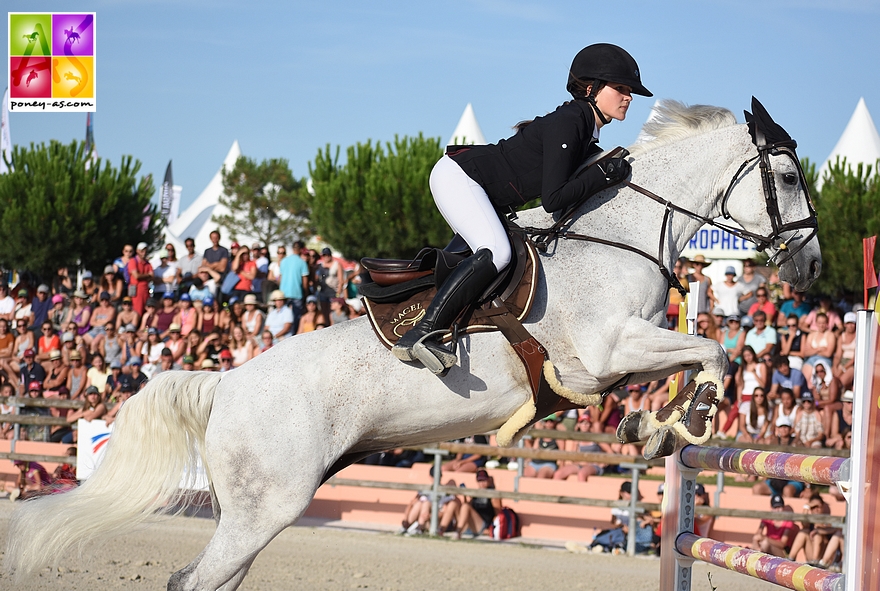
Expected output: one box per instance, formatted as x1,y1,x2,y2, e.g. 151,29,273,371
393,43,651,372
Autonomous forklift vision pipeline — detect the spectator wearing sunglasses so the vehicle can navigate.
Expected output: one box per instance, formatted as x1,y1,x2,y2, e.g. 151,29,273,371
747,287,777,321
787,493,836,564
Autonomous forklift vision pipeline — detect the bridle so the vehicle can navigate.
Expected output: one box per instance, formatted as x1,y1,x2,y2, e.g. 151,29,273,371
517,138,818,297
718,134,817,264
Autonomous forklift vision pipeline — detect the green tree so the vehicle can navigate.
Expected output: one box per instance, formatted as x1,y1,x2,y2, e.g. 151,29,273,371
0,140,162,278
214,156,309,247
308,133,449,261
811,156,880,295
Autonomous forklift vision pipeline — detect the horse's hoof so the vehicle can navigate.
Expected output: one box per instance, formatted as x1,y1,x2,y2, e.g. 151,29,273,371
643,426,677,460
616,410,649,444
652,371,723,444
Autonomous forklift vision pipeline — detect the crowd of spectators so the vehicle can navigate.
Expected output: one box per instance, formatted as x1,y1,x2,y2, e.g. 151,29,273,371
0,230,364,446
750,492,844,571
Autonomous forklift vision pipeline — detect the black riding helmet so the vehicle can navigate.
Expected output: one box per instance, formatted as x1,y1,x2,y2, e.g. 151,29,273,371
567,43,652,98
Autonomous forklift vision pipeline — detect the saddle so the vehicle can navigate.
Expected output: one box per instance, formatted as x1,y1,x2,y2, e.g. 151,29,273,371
360,231,538,348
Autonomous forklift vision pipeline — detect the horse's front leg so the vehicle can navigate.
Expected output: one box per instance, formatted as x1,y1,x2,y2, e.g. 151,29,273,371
604,316,729,383
594,317,728,459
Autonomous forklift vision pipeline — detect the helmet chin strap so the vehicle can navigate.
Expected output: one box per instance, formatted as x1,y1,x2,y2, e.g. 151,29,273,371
585,84,611,125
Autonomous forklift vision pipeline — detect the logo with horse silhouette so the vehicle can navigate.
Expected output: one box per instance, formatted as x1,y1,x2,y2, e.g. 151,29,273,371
8,12,96,112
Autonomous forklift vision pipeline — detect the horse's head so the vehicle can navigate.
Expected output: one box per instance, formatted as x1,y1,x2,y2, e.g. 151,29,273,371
721,97,821,292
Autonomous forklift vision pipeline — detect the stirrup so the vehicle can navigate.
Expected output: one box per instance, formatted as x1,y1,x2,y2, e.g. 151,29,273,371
411,330,457,375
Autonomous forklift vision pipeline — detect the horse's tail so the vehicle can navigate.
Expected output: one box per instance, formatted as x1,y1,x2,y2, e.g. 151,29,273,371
5,371,223,581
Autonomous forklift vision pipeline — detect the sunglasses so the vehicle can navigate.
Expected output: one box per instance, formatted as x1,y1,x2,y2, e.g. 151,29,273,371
809,505,822,510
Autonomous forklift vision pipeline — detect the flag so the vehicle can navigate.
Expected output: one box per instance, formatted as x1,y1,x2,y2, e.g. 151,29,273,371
864,236,878,309
169,185,182,226
0,88,11,174
84,112,97,168
160,160,173,219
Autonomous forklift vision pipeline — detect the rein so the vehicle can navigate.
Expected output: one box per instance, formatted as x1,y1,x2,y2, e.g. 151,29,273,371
515,141,817,298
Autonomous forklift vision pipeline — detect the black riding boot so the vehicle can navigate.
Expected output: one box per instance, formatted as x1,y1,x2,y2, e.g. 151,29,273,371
392,249,497,374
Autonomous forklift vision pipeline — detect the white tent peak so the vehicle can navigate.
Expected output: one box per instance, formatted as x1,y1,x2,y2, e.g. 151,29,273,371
447,103,486,146
165,140,245,251
633,100,662,145
818,97,880,189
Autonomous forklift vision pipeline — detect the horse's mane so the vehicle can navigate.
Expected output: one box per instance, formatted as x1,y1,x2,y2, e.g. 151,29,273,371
627,100,737,156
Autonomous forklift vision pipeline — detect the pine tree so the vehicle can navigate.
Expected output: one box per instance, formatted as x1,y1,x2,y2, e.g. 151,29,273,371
308,134,450,261
811,156,880,295
214,156,309,248
0,140,161,279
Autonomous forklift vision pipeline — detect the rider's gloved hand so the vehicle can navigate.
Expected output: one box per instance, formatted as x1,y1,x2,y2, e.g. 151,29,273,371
597,157,631,185
578,156,631,198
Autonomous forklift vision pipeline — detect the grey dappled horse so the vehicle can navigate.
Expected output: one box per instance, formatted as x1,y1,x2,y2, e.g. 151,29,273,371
5,100,820,590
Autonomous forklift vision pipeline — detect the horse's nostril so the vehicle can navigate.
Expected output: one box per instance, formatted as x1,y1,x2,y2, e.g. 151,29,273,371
810,259,821,279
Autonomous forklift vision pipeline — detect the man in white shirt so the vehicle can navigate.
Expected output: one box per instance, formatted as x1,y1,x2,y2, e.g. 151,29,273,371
265,290,293,342
745,310,777,359
178,237,203,279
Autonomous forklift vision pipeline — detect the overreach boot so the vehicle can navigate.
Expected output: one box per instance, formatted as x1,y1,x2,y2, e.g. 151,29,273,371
616,371,723,459
392,249,497,374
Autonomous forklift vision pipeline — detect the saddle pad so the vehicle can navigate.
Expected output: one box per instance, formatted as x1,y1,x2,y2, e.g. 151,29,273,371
363,240,540,350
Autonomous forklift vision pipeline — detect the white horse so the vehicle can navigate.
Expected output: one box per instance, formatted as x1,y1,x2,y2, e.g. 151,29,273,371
5,99,820,590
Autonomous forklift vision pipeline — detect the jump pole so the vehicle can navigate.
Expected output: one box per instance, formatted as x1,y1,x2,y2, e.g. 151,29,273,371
658,287,698,589
660,309,879,591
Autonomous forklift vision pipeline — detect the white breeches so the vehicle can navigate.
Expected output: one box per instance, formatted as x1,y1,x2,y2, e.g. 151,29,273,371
429,155,511,273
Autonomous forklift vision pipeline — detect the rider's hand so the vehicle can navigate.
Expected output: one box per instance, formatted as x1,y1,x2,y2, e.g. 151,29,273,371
597,157,631,185
579,157,632,198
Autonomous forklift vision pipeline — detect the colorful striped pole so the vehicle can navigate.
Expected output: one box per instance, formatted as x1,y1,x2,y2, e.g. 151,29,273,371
679,446,850,486
675,533,845,591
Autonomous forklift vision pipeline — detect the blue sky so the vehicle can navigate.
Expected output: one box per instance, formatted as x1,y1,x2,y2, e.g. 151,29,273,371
4,0,878,212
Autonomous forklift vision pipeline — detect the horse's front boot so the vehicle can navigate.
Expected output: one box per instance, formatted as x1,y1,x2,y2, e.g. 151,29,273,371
616,372,723,459
392,249,496,374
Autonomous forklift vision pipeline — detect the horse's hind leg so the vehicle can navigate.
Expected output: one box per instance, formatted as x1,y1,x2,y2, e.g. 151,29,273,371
167,479,320,591
166,517,269,591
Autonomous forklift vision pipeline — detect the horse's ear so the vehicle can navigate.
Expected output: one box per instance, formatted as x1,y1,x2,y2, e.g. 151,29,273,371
747,96,794,148
743,109,759,146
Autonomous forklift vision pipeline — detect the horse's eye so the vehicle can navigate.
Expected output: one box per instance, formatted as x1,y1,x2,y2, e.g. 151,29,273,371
783,172,798,186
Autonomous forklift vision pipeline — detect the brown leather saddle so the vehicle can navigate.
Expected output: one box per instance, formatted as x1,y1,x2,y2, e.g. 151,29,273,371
360,231,538,349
